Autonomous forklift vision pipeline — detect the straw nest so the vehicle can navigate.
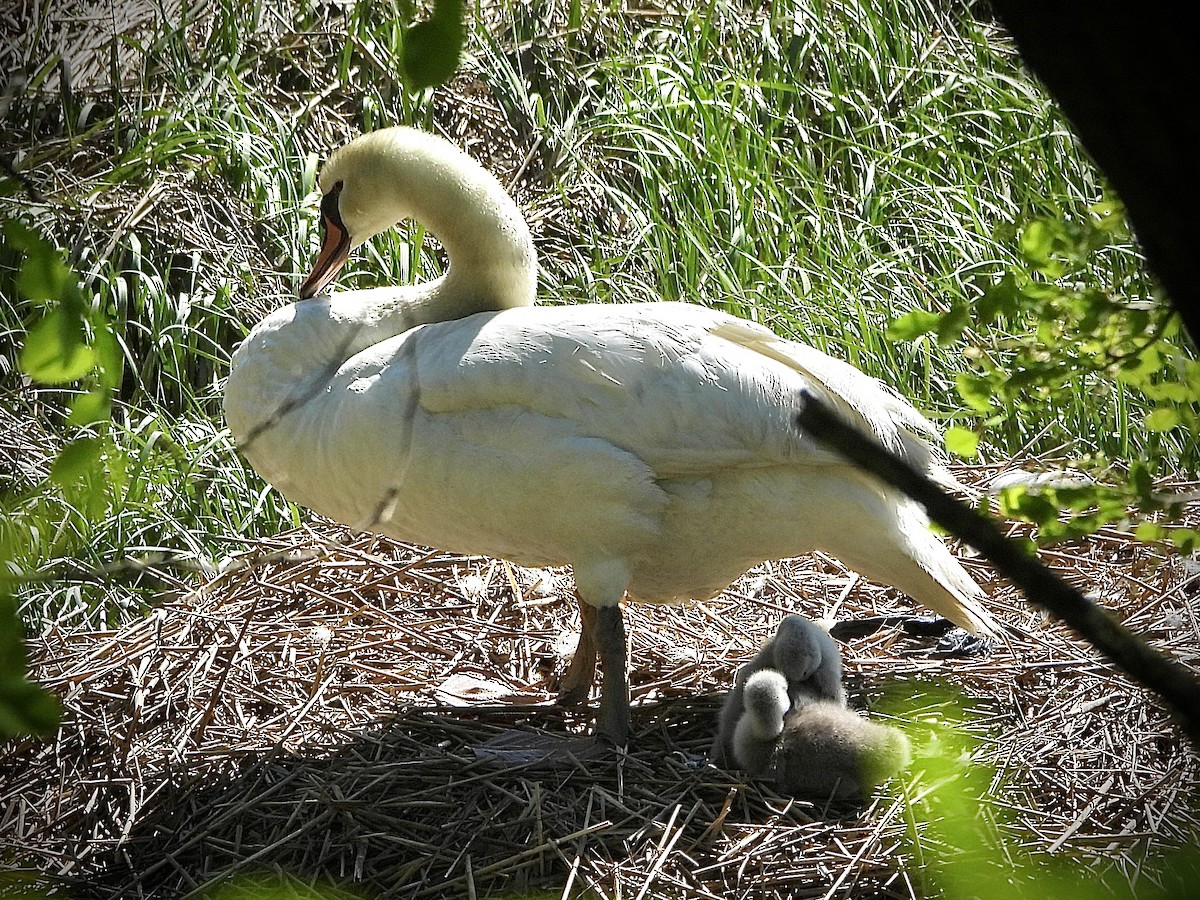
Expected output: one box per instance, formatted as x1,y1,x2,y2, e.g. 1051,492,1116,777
3,472,1199,899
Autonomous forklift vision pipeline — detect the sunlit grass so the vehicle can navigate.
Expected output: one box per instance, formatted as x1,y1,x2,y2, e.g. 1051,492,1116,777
0,408,297,630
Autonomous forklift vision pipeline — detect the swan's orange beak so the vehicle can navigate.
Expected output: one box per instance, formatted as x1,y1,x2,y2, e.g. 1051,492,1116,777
299,183,351,299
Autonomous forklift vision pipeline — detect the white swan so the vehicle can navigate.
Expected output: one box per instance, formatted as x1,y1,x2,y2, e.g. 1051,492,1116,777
224,126,996,747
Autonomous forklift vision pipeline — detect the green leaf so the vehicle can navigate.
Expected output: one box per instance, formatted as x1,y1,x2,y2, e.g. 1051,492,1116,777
91,322,124,390
955,371,995,413
1054,485,1102,512
1037,519,1073,542
1115,345,1162,387
402,0,465,90
17,244,77,305
935,301,971,346
3,217,49,253
49,437,104,486
1019,219,1067,276
944,426,980,459
68,388,112,427
999,486,1059,526
1145,407,1181,432
0,677,62,738
1142,381,1192,403
19,307,95,383
885,309,941,341
1135,521,1166,542
5,219,84,317
0,599,31,679
975,273,1021,324
1019,217,1089,278
1171,528,1200,554
0,595,61,739
1129,460,1154,500
1088,197,1128,236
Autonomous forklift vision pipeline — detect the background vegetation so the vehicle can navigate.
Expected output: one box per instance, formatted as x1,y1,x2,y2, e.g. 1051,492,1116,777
0,0,1192,665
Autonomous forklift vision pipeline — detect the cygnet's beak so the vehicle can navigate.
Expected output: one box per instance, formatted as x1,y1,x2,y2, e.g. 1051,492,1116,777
299,183,351,299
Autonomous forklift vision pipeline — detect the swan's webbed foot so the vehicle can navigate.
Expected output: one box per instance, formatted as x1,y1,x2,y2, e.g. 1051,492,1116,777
931,628,994,658
828,615,994,658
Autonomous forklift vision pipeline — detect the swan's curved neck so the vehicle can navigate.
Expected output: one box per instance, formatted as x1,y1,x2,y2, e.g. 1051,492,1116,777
335,130,538,325
226,130,538,467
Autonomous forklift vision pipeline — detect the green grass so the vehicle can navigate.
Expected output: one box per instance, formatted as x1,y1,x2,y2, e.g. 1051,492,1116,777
0,0,1181,628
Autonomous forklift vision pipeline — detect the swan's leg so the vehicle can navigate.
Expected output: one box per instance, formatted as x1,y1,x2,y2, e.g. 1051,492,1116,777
557,594,598,706
594,604,630,747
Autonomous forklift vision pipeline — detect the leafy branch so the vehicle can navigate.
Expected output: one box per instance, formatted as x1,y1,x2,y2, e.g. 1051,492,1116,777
796,393,1200,749
887,203,1200,549
2,219,126,738
401,0,466,90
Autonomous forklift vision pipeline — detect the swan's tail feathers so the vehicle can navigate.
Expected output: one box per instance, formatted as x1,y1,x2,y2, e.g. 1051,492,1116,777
911,550,997,638
895,500,998,636
826,492,999,638
857,541,996,637
713,317,999,635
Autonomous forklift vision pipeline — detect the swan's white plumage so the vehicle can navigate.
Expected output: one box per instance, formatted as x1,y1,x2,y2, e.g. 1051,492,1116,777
229,297,992,625
224,126,996,740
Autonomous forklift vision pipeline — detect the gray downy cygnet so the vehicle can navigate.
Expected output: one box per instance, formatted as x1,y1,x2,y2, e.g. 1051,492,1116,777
714,614,844,765
726,669,912,799
716,615,911,799
773,691,912,799
729,669,789,775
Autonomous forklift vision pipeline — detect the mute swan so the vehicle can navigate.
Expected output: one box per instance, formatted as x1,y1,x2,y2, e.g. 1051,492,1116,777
714,614,845,765
224,126,996,747
730,669,791,775
775,694,913,799
726,669,912,798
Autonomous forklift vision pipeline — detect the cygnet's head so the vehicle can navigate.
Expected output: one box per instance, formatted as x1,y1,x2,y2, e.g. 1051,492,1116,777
771,614,828,682
728,668,790,775
739,669,789,740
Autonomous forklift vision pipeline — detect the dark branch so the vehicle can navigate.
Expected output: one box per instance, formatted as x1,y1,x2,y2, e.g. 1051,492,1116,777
796,392,1200,749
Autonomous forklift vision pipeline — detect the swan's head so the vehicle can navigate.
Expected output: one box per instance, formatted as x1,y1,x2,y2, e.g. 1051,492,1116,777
300,129,426,299
298,127,536,305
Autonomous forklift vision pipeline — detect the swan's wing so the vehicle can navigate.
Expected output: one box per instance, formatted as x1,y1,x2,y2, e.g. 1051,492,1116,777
705,316,960,487
411,302,946,479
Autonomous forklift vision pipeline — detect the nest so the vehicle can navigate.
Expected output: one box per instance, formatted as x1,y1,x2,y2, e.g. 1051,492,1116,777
3,494,1199,898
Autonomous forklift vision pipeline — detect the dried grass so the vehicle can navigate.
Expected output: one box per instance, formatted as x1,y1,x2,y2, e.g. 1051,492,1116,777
0,0,185,95
4,473,1199,898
